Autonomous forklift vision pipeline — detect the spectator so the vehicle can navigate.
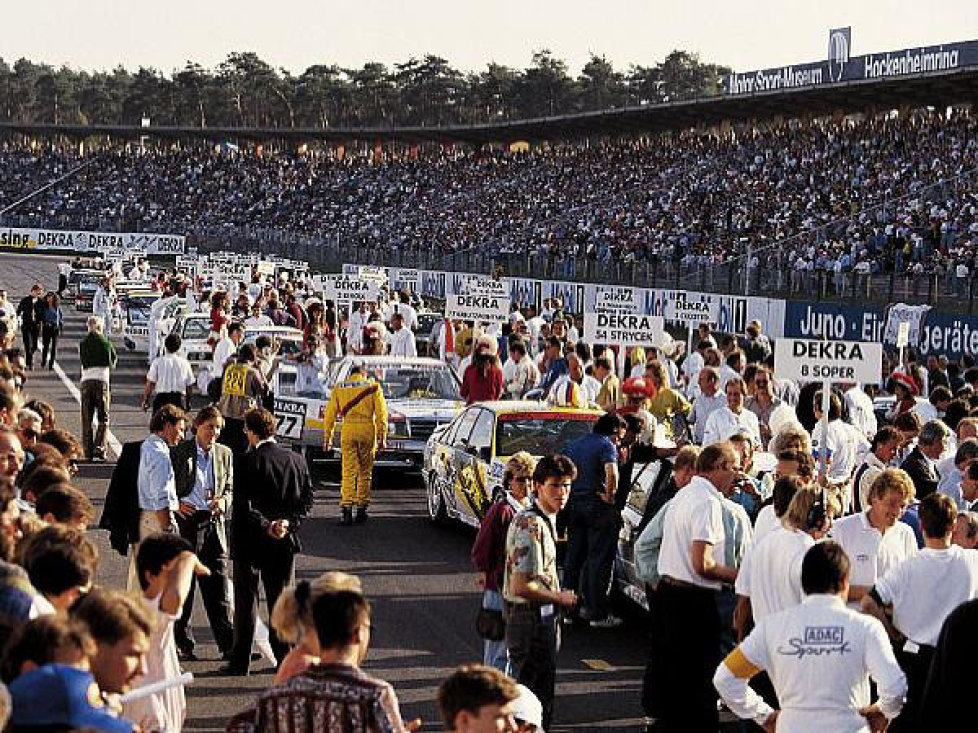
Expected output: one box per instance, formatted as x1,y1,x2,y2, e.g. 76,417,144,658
38,292,62,371
78,315,117,462
438,664,520,733
142,332,194,413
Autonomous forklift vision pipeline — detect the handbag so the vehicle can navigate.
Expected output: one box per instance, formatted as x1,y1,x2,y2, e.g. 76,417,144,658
475,605,506,641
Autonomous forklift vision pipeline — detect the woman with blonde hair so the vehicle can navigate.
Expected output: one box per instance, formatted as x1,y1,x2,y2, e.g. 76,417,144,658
271,571,363,684
629,346,647,378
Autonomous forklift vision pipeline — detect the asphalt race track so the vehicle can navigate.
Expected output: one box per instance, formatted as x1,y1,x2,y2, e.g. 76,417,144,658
0,252,650,732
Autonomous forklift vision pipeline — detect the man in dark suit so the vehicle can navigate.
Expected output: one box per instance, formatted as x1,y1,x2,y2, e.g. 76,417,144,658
171,405,234,660
98,439,143,558
223,407,313,675
15,283,44,370
901,420,950,501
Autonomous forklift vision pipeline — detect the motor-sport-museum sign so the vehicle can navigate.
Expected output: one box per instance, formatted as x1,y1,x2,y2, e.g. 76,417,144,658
726,34,978,96
0,227,186,255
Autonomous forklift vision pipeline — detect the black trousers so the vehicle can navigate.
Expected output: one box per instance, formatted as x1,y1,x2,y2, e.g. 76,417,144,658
174,511,234,654
506,604,559,731
152,391,186,414
218,418,248,457
21,326,38,367
654,580,721,733
230,546,294,670
892,644,935,733
562,501,620,619
41,327,59,368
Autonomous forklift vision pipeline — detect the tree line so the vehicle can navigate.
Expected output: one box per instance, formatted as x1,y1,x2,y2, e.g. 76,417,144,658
0,50,730,130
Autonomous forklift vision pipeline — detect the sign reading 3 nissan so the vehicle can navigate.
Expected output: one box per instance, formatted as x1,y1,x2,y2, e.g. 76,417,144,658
775,338,883,384
668,298,719,325
584,312,665,347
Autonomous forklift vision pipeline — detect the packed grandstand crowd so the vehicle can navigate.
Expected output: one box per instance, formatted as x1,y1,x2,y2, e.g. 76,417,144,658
1,111,978,294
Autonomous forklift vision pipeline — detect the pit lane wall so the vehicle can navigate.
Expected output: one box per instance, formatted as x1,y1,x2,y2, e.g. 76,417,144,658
351,264,978,360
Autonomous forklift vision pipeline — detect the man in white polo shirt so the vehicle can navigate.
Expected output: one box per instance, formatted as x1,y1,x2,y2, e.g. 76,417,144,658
714,541,906,732
829,468,918,609
655,441,739,732
861,493,978,733
142,333,195,414
734,481,831,635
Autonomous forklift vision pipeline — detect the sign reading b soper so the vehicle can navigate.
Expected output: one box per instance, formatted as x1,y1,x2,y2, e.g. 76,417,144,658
774,338,883,384
584,312,665,346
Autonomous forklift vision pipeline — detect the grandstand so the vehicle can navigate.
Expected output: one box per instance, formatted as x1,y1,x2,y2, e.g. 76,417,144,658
1,37,977,309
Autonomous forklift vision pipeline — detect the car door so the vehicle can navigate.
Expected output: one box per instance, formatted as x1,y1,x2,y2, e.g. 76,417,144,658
440,407,479,517
453,408,495,525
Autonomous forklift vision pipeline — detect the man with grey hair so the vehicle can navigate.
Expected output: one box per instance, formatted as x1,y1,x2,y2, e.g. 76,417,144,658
901,420,951,501
78,314,117,462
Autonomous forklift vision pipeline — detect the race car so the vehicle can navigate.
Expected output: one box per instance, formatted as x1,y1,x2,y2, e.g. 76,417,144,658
423,401,601,529
272,355,462,470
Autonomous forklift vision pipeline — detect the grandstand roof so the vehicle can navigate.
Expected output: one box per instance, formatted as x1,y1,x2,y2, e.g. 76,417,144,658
3,65,977,146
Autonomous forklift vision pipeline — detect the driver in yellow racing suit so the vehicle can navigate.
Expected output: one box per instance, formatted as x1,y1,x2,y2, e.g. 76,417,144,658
322,364,388,526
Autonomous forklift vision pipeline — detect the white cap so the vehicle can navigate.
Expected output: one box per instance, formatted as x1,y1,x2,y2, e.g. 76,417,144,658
511,684,544,731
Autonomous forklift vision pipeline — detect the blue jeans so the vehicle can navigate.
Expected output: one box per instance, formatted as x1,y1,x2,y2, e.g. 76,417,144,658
482,589,510,675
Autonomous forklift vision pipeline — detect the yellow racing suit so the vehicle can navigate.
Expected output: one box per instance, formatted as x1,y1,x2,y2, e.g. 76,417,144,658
321,375,388,508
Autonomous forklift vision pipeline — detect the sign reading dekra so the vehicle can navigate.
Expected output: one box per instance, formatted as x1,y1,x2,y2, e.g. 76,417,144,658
445,293,509,323
584,312,665,346
774,338,883,384
322,274,380,302
594,285,639,313
668,298,719,325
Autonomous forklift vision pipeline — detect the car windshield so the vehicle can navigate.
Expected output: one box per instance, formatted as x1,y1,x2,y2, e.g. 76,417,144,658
357,364,460,400
495,415,597,457
128,306,151,326
244,333,303,358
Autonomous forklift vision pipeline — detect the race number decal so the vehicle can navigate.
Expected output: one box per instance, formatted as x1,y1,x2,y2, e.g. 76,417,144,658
222,364,249,397
274,398,306,440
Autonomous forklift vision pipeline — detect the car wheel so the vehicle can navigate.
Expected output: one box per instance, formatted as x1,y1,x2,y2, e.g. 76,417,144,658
426,473,448,524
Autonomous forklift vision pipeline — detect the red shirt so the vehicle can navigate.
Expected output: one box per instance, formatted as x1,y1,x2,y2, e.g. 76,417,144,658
461,364,503,404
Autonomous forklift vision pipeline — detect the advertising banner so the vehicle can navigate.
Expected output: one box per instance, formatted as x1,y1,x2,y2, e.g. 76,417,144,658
775,338,883,385
783,302,886,343
583,312,665,347
0,227,185,254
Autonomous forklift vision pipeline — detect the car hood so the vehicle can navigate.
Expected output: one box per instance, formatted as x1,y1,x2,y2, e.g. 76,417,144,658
388,398,463,419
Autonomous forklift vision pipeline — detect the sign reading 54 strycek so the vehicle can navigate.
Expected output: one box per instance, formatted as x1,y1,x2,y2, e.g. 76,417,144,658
583,312,665,347
775,338,883,384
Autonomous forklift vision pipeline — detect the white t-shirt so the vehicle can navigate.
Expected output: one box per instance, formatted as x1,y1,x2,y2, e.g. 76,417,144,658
148,353,195,394
875,545,978,646
658,476,727,589
811,419,868,484
829,512,918,607
212,337,236,376
844,386,878,439
389,327,417,358
752,505,781,545
704,406,761,448
735,526,814,621
691,392,726,443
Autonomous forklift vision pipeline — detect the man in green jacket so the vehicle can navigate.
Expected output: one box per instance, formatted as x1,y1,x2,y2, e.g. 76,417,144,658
78,315,118,461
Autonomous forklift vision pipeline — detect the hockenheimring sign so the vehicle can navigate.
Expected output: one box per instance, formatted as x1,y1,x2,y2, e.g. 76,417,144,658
726,37,978,96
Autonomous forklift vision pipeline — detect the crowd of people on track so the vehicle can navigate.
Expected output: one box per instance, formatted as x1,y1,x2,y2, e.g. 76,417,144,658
3,252,978,732
2,109,978,294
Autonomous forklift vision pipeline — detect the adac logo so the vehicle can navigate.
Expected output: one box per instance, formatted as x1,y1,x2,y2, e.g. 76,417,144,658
828,27,851,83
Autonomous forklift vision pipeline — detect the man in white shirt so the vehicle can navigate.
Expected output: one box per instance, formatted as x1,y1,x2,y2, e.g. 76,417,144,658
734,482,829,639
843,383,878,440
210,322,244,393
862,493,978,733
347,303,369,354
703,377,761,448
390,293,418,332
812,390,869,506
683,339,708,390
142,333,195,413
504,340,539,399
715,541,906,733
387,312,417,358
691,367,726,444
655,442,740,731
829,468,918,610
